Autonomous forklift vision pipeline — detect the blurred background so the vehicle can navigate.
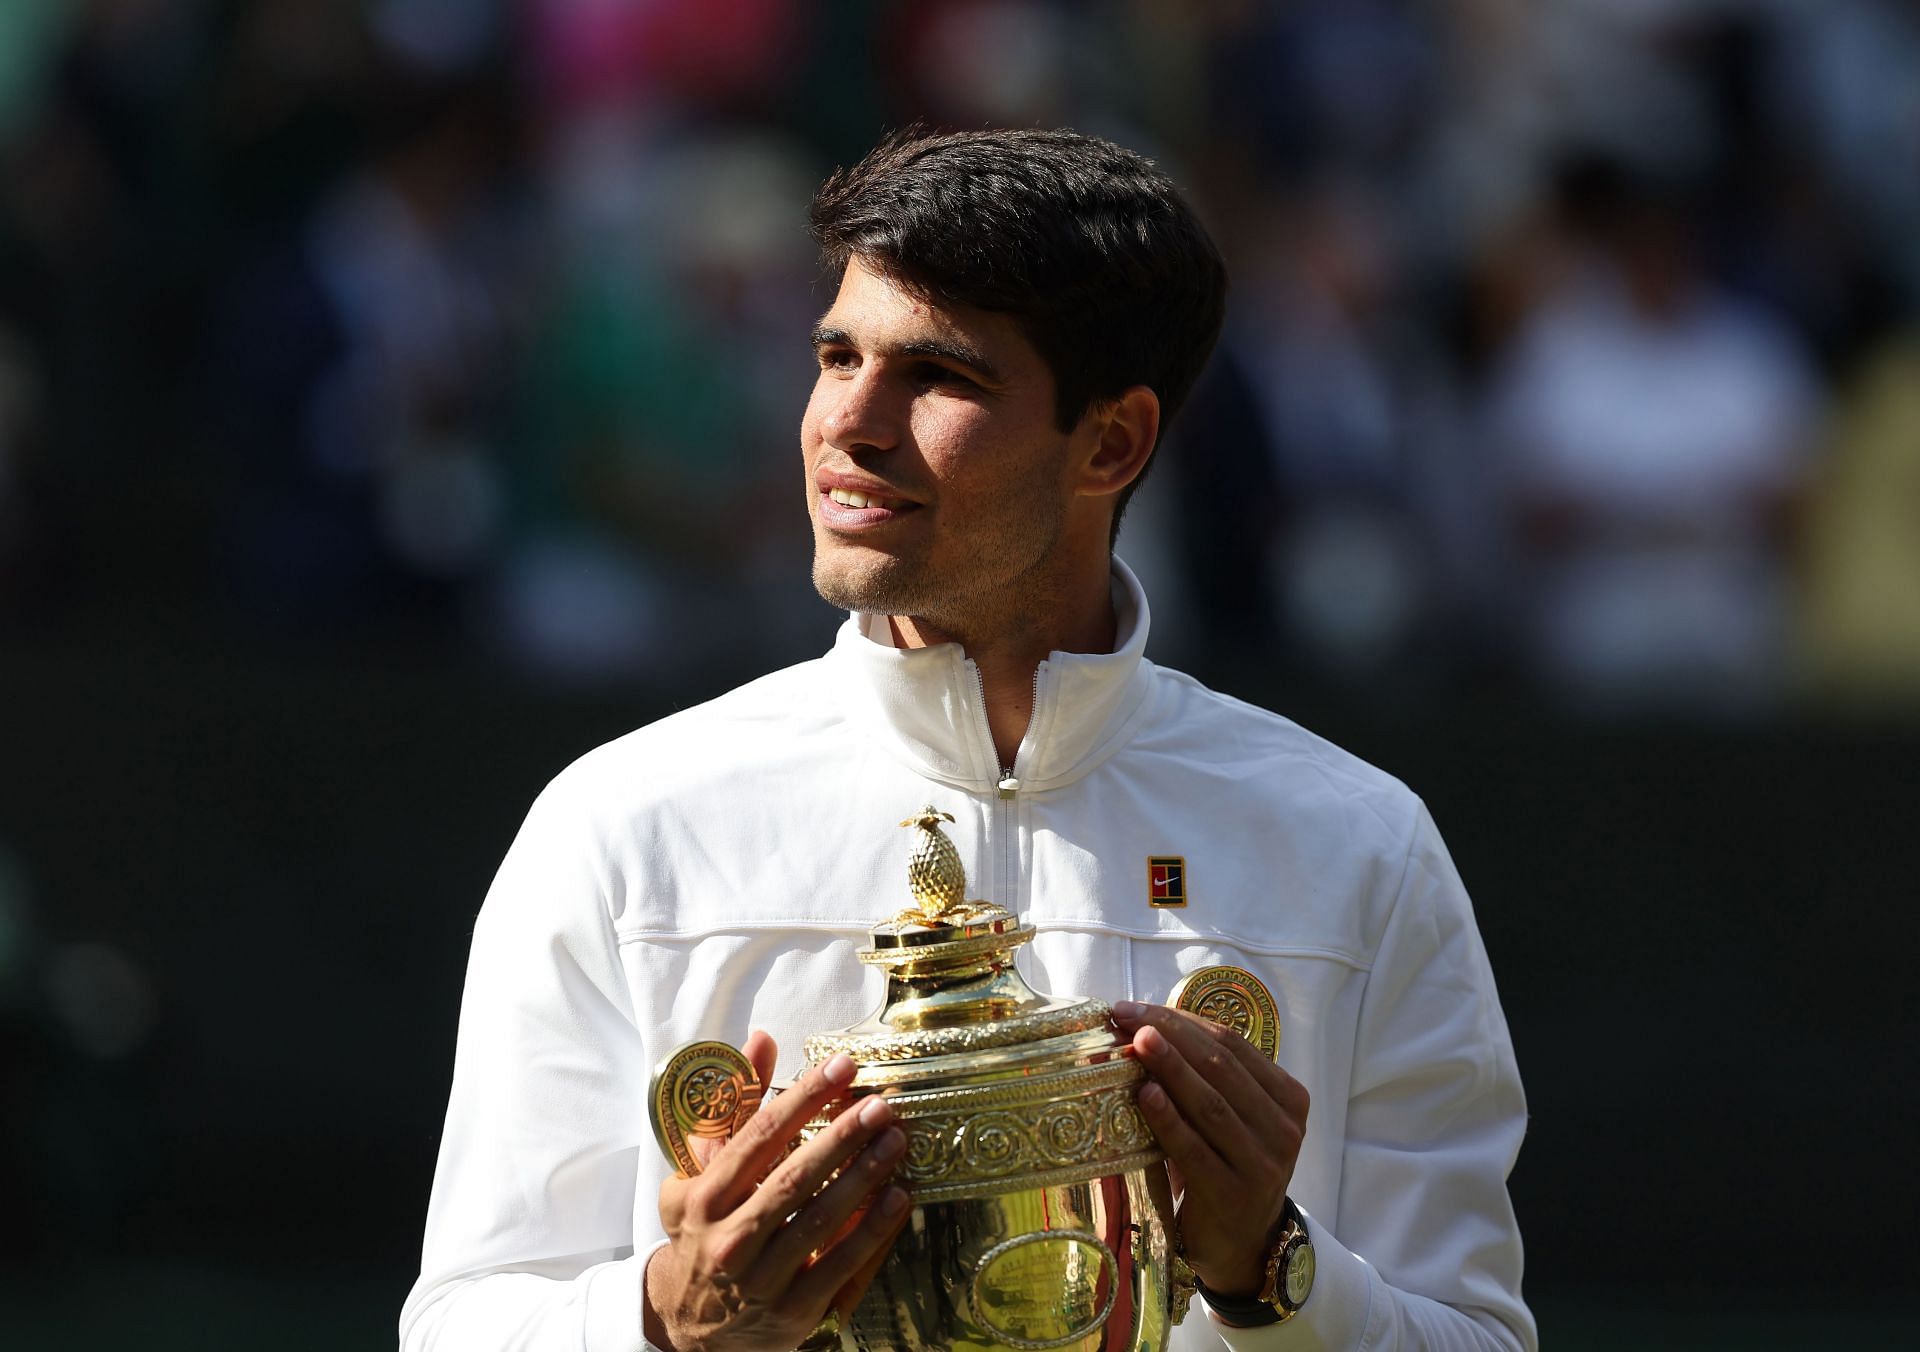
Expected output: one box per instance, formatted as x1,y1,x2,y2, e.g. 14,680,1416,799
0,0,1914,1347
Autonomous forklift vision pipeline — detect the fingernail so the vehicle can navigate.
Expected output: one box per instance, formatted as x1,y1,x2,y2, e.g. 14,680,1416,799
880,1185,909,1216
873,1127,905,1161
823,1054,856,1085
859,1095,892,1128
1136,1025,1165,1055
1139,1082,1166,1110
1113,1001,1144,1020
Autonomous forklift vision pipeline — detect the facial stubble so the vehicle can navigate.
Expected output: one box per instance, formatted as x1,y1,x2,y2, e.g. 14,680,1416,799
809,490,1074,644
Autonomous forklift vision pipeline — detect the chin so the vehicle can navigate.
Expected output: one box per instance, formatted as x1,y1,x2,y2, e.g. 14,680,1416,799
812,548,932,617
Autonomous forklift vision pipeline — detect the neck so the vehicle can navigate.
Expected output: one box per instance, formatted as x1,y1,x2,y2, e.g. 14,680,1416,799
886,557,1117,771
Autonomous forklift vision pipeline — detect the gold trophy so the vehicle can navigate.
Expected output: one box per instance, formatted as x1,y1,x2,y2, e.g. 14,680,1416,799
649,807,1280,1351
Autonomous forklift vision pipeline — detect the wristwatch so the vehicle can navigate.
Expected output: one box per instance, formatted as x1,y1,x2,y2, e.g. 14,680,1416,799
1193,1198,1316,1327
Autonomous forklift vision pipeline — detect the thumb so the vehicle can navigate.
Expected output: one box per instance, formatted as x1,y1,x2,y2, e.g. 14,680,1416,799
744,1028,779,1087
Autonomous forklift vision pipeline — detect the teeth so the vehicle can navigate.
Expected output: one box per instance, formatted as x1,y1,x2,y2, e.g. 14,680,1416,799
829,488,899,510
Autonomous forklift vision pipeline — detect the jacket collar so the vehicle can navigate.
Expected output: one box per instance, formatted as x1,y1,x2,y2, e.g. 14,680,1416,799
828,558,1157,793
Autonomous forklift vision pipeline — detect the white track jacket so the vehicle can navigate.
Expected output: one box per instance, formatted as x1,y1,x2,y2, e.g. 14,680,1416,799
401,562,1535,1351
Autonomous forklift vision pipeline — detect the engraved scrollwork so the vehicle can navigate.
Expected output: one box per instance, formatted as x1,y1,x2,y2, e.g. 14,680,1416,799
648,1040,761,1179
1169,965,1281,1061
1102,1092,1151,1153
1191,988,1253,1037
901,1117,956,1177
904,1118,958,1176
894,1079,1158,1200
961,1110,1030,1173
1035,1100,1095,1156
681,1066,740,1122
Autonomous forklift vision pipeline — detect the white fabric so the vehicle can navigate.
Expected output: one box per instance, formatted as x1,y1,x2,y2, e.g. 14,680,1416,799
400,561,1535,1351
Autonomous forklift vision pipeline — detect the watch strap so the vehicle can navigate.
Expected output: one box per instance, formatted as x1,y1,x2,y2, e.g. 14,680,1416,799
1192,1275,1284,1327
1193,1200,1311,1327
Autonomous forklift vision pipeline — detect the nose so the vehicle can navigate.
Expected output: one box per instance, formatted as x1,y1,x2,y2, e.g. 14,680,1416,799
818,365,902,455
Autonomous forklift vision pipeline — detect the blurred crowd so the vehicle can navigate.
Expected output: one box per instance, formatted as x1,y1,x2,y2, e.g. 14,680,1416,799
2,0,1918,714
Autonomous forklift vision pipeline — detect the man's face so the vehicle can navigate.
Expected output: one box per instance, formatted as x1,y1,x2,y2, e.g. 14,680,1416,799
802,258,1090,635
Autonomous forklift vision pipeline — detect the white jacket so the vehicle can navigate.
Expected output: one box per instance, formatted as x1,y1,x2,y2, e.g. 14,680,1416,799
401,562,1535,1352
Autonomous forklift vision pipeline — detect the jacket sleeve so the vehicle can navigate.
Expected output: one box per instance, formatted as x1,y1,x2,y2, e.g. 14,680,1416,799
1207,803,1536,1352
399,778,657,1352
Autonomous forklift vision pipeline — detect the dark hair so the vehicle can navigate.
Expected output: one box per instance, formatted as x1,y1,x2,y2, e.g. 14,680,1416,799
809,127,1227,539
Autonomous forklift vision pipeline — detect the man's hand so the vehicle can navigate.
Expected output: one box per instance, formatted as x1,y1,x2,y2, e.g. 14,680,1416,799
1111,1002,1309,1296
644,1032,910,1351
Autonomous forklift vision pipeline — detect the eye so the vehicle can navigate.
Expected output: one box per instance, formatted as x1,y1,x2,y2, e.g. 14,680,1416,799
913,362,976,390
816,346,859,373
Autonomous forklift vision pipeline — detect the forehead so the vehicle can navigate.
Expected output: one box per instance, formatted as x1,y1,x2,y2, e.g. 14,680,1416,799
818,258,1045,375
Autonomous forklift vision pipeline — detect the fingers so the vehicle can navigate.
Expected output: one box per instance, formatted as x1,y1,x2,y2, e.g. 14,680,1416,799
1116,1001,1306,1292
654,1038,914,1346
1116,1003,1308,1144
1128,1017,1274,1169
735,1092,898,1241
698,1052,859,1208
685,1032,785,1174
684,1032,780,1172
1205,1016,1310,1119
1113,1002,1308,1223
793,1180,912,1315
822,1188,914,1323
1135,1074,1231,1190
749,1100,908,1289
1115,1001,1279,1087
708,1085,905,1284
743,1029,779,1088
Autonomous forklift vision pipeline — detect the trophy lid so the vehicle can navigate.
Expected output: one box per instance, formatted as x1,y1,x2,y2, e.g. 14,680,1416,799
801,807,1115,1083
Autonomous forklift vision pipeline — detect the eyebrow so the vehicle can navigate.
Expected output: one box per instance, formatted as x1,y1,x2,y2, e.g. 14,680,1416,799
810,323,1005,386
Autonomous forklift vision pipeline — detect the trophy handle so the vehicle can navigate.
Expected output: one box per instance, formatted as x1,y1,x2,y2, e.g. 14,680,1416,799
1167,965,1282,1061
648,1040,765,1178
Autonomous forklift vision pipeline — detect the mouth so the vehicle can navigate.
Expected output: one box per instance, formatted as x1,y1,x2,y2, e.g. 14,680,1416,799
817,484,921,531
827,487,909,511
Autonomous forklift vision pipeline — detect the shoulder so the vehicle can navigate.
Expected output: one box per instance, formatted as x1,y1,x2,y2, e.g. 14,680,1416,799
491,656,845,922
1120,664,1436,956
541,655,841,812
1139,663,1423,838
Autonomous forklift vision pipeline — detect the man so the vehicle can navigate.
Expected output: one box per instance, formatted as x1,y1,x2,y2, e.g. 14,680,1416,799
401,128,1534,1351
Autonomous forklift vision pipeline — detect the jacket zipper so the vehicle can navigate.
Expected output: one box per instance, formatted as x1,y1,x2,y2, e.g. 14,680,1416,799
973,663,1045,909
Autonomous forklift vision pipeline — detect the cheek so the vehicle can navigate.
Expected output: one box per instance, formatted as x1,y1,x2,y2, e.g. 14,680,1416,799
909,404,996,480
799,382,829,452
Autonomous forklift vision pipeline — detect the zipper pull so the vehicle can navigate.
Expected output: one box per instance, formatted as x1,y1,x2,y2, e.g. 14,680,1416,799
997,773,1020,800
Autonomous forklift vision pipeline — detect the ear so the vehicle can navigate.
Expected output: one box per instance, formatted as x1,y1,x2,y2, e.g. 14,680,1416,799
1074,386,1161,499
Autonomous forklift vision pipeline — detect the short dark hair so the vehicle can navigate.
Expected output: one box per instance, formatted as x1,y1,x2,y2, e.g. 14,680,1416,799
809,127,1227,539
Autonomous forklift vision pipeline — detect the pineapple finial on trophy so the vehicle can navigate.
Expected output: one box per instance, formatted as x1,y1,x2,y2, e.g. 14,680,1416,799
898,806,968,923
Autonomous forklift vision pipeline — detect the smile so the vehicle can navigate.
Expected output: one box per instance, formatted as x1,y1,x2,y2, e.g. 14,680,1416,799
828,487,909,511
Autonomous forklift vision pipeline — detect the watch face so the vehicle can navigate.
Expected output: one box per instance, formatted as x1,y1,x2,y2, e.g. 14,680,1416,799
1284,1243,1315,1309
